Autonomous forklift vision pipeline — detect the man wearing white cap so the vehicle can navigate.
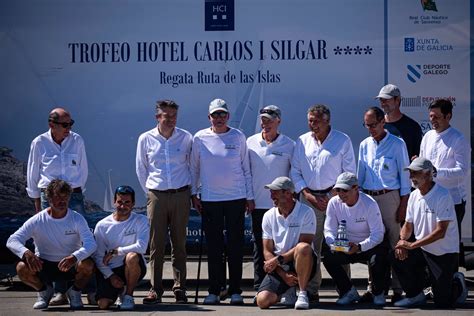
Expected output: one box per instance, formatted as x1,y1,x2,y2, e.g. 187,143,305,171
247,105,295,293
290,104,356,301
136,100,192,304
191,98,255,305
256,177,316,310
375,84,422,160
391,157,468,308
323,172,388,306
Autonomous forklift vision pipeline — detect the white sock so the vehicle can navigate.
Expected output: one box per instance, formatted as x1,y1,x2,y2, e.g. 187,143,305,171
299,291,307,296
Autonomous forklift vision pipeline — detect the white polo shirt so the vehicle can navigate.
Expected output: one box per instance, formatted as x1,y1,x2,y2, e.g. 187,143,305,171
262,201,316,255
247,133,295,209
290,129,356,193
419,127,469,204
406,183,459,256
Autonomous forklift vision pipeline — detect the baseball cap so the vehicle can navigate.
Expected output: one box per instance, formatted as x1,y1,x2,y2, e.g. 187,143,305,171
209,98,229,114
264,176,295,193
375,84,401,99
259,105,281,120
333,172,358,190
404,157,434,171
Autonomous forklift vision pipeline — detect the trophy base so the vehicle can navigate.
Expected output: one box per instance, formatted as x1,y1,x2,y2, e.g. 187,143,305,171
330,244,350,253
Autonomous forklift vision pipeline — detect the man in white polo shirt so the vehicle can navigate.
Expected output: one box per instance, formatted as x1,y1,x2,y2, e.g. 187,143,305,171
247,105,295,293
256,177,316,310
136,99,193,304
323,172,388,306
419,99,469,248
191,98,255,305
290,104,356,301
391,157,468,308
7,180,96,310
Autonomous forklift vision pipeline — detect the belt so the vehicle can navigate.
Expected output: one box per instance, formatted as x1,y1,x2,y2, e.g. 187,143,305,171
154,185,189,194
41,187,82,193
363,189,393,196
309,186,333,194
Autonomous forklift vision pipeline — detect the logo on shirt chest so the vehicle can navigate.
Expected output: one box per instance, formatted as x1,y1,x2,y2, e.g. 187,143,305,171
288,223,301,228
64,229,77,236
272,151,283,156
225,144,237,150
123,229,137,236
355,217,366,223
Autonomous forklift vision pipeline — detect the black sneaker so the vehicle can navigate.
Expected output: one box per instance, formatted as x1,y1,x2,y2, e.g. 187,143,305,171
174,289,188,304
142,288,162,304
359,291,373,303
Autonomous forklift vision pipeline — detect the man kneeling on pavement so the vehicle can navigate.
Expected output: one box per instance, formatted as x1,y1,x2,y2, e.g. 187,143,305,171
93,185,150,310
7,179,97,310
323,172,389,306
390,157,468,308
256,177,317,310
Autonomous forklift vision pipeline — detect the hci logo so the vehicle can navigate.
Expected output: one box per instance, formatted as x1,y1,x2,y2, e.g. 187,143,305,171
407,65,422,83
404,38,415,52
205,0,235,31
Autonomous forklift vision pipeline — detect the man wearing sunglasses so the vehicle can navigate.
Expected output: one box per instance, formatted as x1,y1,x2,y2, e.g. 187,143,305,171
358,106,411,303
26,107,89,305
246,105,295,296
7,180,96,310
290,104,356,302
190,98,254,305
323,172,388,306
93,186,150,310
136,99,192,304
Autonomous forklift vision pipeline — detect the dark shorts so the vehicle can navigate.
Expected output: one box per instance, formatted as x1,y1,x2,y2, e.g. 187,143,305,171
257,252,317,296
34,259,78,285
96,255,147,301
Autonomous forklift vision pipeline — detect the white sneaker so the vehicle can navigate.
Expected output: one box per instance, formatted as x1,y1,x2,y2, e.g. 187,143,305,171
454,272,468,304
203,294,220,305
294,292,309,310
33,285,54,309
66,287,83,309
120,295,135,310
230,293,244,305
115,287,126,306
336,286,360,305
280,287,297,306
373,293,386,306
394,292,426,308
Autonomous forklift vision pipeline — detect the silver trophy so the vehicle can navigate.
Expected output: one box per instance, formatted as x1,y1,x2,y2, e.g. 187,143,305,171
330,219,350,252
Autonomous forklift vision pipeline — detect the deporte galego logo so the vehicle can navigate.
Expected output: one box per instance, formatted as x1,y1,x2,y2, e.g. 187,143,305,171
406,63,450,83
205,0,235,31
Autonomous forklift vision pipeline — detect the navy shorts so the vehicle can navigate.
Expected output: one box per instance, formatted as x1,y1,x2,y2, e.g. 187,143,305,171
96,255,147,301
35,259,78,285
257,252,317,296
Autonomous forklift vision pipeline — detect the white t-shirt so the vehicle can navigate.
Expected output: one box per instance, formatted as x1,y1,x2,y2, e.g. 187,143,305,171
7,208,96,262
247,133,295,209
324,192,385,252
420,127,469,204
262,201,316,255
191,127,253,201
406,183,459,255
93,212,150,278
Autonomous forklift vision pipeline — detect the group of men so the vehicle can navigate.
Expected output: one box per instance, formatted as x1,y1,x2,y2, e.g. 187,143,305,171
6,83,470,310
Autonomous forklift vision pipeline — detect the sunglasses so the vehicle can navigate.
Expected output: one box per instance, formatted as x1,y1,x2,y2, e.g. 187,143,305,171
260,109,278,117
51,119,75,128
210,111,228,119
362,121,380,129
115,185,135,195
335,187,352,193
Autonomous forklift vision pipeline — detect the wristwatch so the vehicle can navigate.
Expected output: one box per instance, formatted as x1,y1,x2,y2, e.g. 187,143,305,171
277,255,284,265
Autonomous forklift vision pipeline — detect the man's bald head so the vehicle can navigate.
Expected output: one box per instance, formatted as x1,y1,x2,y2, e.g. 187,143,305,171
48,108,71,122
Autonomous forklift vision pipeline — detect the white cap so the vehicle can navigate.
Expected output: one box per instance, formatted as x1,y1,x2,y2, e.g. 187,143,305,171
209,98,229,114
375,84,401,99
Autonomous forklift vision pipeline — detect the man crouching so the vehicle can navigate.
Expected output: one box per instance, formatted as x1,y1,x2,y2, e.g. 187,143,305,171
7,179,96,310
256,177,317,310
